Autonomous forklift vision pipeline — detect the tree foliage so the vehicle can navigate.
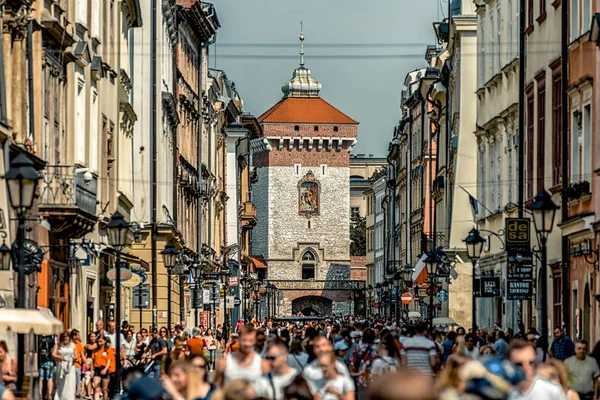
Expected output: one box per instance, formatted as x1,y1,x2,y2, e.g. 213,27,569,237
350,210,366,256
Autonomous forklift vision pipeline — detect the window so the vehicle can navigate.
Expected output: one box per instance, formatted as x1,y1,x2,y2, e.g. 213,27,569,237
571,0,579,40
314,126,319,132
582,102,591,183
490,14,495,74
321,164,327,176
508,135,514,203
540,0,546,16
553,270,562,328
537,75,546,191
489,138,496,211
497,6,502,69
294,125,300,131
528,0,534,26
351,206,360,215
479,21,485,87
301,251,316,280
333,126,339,132
526,88,535,199
294,164,301,176
551,65,562,186
478,144,486,218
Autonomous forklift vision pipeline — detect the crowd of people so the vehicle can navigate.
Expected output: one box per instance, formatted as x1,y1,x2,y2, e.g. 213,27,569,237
0,316,599,400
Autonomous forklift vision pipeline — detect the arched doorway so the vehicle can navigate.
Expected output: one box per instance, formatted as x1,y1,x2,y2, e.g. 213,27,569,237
292,296,332,316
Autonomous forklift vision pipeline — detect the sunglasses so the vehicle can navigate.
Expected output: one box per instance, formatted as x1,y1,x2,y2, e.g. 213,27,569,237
265,354,282,361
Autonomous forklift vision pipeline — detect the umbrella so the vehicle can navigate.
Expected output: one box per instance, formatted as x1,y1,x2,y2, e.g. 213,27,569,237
0,309,64,335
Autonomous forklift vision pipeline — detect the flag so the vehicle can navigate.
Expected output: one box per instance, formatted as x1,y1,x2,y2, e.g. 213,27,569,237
412,254,429,285
469,193,479,223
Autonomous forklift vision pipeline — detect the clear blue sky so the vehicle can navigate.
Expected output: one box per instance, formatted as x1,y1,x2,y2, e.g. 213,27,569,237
210,0,440,156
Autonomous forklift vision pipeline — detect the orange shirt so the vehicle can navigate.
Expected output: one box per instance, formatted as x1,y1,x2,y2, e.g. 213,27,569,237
185,337,206,356
74,342,85,368
229,342,240,352
92,347,110,369
107,348,116,374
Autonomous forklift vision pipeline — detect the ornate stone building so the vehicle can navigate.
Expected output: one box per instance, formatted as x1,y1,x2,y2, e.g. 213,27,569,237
253,33,364,317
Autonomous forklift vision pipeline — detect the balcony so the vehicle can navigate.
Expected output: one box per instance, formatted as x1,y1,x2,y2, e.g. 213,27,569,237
240,201,257,228
38,165,98,238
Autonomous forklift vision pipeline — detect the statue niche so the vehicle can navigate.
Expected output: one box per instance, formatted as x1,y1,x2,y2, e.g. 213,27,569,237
298,171,320,217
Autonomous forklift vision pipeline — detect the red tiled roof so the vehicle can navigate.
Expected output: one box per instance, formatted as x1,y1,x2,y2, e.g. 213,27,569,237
258,97,358,125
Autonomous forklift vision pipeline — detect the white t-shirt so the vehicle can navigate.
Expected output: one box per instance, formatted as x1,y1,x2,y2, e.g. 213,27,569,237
518,377,567,400
302,359,354,389
371,356,399,376
104,332,125,349
253,368,298,400
308,374,354,400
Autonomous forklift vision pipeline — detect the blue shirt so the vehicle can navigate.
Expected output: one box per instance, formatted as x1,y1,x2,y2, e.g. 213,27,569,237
550,335,575,361
493,338,508,359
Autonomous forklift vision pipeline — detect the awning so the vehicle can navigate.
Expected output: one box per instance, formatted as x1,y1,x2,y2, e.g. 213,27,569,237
251,255,267,269
432,317,458,327
408,311,421,319
0,309,64,335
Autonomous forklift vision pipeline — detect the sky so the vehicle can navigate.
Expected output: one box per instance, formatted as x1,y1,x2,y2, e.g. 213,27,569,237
210,0,441,157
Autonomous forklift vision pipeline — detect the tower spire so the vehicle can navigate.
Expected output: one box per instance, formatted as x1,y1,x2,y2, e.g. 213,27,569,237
299,21,304,66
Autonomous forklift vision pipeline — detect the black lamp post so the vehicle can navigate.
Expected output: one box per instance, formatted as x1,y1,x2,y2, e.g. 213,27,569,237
375,283,381,315
220,264,231,336
386,279,393,317
401,265,413,320
528,189,558,361
271,284,278,318
424,251,439,328
106,210,130,391
4,153,40,395
367,284,373,316
265,283,272,320
160,242,179,330
464,228,485,334
191,256,202,327
393,272,401,319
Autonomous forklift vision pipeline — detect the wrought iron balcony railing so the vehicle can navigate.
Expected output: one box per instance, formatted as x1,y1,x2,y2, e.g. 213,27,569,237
39,165,98,216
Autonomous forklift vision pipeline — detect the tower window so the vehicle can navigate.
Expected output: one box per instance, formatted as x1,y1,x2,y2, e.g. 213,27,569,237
333,126,339,132
294,125,300,131
314,126,319,132
301,250,316,280
294,164,301,176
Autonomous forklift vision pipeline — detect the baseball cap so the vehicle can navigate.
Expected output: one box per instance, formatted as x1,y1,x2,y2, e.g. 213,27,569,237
333,340,350,351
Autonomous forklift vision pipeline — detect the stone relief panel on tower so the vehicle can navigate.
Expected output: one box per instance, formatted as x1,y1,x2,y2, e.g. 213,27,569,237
298,170,320,216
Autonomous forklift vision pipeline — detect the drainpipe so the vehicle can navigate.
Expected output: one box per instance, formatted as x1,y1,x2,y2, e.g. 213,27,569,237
420,97,426,253
407,113,413,266
27,13,34,149
150,0,158,330
560,0,570,335
0,3,7,123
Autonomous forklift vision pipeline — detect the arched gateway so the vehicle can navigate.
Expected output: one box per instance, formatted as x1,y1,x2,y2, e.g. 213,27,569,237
292,296,332,316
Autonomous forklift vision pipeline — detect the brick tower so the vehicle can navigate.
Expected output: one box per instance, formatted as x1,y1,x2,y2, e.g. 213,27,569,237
252,29,362,317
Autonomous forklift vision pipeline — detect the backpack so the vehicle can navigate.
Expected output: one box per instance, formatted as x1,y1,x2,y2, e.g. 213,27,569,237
39,336,55,363
375,357,398,374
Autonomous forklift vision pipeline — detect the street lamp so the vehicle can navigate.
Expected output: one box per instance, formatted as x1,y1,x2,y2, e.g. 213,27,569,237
160,242,179,330
424,251,439,328
271,284,278,318
191,257,202,327
464,228,486,334
375,283,382,315
106,210,130,391
220,264,231,336
253,280,262,320
3,153,40,395
0,233,10,271
528,189,558,361
367,284,373,316
393,272,401,320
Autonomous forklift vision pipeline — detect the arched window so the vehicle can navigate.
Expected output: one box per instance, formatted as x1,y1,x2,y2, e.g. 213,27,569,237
301,250,316,280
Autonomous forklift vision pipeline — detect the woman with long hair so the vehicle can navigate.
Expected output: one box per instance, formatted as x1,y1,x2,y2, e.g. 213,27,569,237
371,334,399,380
84,332,98,359
204,328,218,372
0,341,16,392
162,358,216,400
287,339,309,371
52,331,78,400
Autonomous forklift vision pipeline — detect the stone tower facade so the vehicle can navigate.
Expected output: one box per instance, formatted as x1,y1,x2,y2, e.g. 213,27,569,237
252,32,363,317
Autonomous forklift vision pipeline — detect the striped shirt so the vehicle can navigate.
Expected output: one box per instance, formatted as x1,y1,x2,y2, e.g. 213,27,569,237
400,335,438,375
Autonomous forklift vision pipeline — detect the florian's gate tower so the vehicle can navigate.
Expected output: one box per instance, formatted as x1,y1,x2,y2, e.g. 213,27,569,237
252,30,362,317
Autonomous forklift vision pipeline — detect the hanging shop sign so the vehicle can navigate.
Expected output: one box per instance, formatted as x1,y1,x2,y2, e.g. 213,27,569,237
507,280,533,300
